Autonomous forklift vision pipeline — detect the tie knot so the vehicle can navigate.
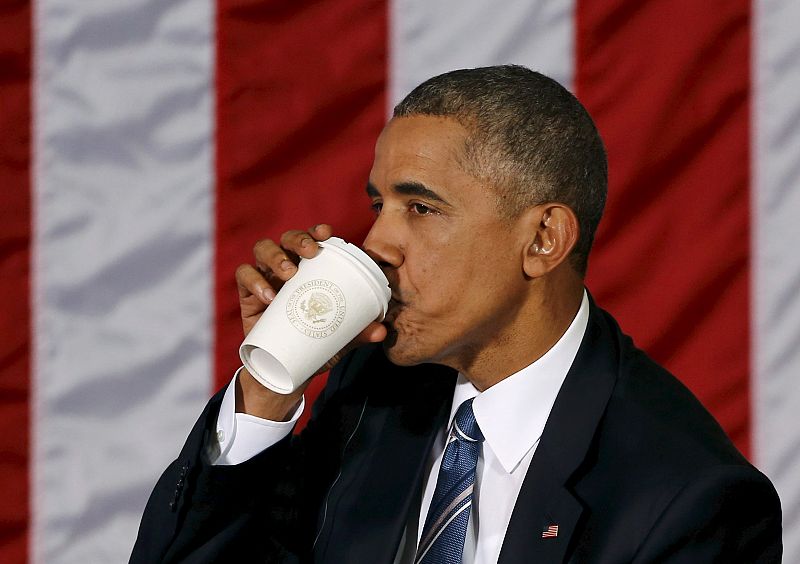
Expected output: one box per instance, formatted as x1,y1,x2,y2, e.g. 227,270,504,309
452,398,484,443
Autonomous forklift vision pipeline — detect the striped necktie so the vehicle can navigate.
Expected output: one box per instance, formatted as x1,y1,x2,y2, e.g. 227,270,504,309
415,398,484,564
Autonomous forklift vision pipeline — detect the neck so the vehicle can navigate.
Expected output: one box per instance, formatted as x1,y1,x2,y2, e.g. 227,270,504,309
455,275,584,392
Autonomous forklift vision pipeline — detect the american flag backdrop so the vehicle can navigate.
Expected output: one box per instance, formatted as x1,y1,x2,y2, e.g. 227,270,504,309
0,0,798,562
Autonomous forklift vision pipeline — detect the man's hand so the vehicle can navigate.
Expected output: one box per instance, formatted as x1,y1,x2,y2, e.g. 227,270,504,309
234,224,387,420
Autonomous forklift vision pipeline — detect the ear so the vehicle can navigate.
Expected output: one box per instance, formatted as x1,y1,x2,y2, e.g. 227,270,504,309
521,203,580,278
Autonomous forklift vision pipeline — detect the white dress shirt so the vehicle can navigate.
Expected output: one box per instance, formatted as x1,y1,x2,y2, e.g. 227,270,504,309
211,366,304,465
212,291,589,564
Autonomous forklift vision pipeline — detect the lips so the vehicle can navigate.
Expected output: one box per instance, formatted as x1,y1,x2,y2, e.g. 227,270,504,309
384,297,404,325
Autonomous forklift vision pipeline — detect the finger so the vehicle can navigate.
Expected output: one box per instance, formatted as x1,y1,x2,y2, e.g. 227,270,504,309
253,238,298,281
236,263,277,303
280,229,321,260
309,223,333,241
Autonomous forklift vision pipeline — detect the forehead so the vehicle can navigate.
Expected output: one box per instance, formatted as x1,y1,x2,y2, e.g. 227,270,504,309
369,116,478,197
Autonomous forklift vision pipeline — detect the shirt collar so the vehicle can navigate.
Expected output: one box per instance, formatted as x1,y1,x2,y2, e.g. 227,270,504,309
448,290,590,473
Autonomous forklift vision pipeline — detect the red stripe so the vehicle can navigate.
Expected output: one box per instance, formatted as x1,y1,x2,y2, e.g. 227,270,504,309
0,0,31,561
215,0,388,427
577,0,752,455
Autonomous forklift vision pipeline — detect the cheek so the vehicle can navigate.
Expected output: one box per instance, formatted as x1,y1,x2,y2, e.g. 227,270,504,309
418,249,519,327
409,254,469,309
396,268,471,343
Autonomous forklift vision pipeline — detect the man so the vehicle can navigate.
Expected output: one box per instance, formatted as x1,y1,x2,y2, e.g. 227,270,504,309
131,66,782,563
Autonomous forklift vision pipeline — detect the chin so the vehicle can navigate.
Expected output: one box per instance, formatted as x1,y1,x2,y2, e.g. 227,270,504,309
381,331,427,366
381,340,416,367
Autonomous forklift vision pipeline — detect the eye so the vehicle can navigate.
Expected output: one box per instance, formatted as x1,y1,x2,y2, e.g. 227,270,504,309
410,202,435,215
370,201,383,214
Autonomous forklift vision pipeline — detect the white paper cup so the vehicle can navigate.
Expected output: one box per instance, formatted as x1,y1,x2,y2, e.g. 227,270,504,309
239,237,391,394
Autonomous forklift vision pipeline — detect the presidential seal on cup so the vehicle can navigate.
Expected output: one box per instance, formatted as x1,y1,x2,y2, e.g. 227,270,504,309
239,237,391,394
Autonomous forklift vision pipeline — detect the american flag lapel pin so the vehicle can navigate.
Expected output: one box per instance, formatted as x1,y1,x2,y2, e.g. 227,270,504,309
541,524,559,539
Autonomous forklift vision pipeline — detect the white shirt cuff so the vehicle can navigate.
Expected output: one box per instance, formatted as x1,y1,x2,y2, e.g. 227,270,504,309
211,367,305,466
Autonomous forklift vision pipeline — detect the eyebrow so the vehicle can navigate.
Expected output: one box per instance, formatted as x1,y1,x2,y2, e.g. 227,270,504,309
366,181,450,206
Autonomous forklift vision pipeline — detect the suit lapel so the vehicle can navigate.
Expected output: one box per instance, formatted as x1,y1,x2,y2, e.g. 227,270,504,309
316,356,456,563
499,301,619,564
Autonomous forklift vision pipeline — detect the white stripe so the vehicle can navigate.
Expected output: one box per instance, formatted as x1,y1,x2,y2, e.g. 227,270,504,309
453,421,478,442
415,500,473,563
417,484,474,555
389,0,576,109
753,0,800,561
32,0,214,561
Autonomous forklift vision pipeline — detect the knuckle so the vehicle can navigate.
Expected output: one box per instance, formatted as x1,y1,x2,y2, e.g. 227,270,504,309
255,243,286,265
280,229,303,247
253,238,276,256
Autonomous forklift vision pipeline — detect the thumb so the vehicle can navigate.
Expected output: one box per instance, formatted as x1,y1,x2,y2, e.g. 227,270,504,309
356,321,388,344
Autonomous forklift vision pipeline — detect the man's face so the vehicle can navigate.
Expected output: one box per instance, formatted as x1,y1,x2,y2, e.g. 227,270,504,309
364,116,529,371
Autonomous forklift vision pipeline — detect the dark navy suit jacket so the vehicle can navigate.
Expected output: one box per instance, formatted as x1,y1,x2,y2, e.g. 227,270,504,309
131,300,782,563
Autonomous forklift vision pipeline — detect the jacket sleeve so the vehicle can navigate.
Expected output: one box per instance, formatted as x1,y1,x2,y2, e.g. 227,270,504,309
129,346,374,563
632,464,783,563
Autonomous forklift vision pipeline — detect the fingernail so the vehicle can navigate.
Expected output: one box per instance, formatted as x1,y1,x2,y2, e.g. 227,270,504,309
300,237,312,248
280,260,295,272
262,288,276,302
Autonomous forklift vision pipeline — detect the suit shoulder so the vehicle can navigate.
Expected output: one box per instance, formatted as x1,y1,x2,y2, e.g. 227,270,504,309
591,306,753,474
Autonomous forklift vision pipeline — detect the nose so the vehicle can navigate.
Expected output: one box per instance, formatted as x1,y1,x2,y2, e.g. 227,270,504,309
363,214,404,270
